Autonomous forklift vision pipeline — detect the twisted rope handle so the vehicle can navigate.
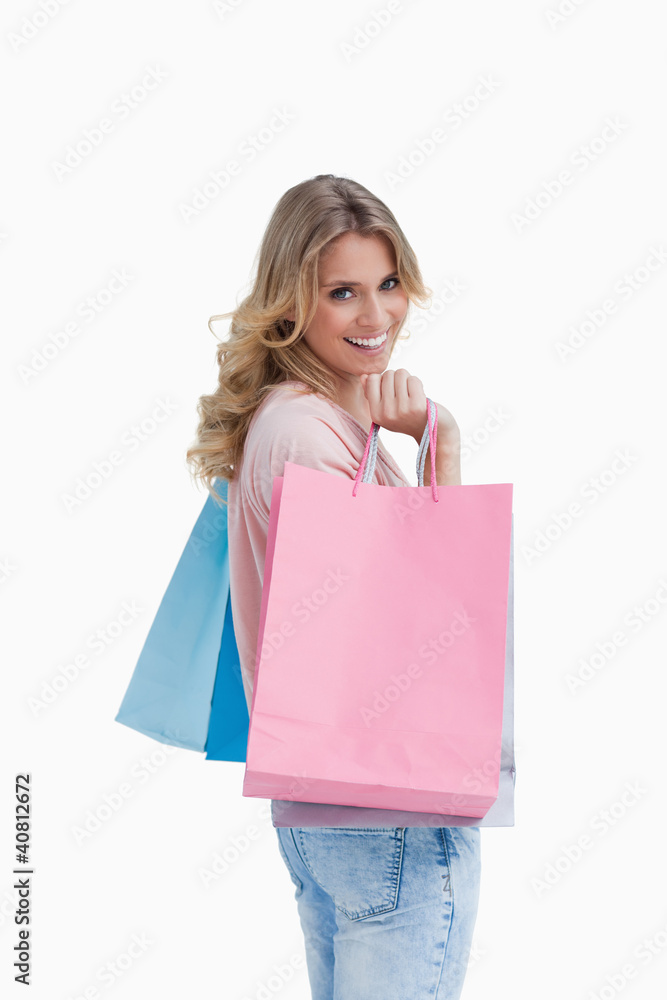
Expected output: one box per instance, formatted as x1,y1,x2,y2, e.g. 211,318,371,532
352,398,439,502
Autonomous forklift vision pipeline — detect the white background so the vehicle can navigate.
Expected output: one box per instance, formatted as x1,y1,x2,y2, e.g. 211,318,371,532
2,1,666,998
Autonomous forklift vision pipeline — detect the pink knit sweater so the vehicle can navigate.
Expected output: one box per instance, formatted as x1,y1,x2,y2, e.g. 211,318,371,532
227,379,411,712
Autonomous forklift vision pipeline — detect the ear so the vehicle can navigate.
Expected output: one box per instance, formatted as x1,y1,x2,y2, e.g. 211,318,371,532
284,312,295,322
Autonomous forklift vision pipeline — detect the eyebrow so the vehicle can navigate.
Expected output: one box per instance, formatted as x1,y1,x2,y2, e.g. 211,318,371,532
321,271,399,287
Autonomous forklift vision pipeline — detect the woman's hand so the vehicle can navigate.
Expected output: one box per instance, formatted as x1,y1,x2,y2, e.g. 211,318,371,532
359,369,460,445
360,369,462,485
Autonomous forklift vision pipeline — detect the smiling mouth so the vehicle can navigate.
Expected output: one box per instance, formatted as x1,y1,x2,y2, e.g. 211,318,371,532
343,329,389,349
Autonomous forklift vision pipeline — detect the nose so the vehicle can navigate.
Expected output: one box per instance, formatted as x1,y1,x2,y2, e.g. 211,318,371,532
356,292,388,330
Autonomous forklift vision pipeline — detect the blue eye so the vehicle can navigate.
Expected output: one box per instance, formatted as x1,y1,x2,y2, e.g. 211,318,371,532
329,277,400,301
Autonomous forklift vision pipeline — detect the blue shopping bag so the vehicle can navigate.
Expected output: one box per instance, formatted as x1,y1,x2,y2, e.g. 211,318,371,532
114,478,249,761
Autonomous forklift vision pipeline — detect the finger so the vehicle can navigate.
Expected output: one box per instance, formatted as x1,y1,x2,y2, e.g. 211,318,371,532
392,368,410,399
379,368,395,402
364,371,383,415
393,370,426,438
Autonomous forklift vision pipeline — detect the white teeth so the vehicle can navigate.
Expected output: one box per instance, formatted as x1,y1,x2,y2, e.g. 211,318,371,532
345,331,388,348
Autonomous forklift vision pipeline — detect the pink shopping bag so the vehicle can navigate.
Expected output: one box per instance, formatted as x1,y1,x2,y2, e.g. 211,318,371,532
242,400,513,819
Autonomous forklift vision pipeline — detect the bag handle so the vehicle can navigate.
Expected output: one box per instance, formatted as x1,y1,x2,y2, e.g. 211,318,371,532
352,397,439,502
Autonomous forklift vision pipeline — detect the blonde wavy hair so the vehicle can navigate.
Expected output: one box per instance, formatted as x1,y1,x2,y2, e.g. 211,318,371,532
185,173,432,505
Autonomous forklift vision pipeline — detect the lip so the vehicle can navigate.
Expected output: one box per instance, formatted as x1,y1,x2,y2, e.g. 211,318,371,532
343,328,389,353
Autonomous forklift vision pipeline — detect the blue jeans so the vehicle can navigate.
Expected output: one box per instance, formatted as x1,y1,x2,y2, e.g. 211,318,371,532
275,824,481,999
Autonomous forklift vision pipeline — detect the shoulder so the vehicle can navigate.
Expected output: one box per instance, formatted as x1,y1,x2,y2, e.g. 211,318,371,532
254,380,342,423
248,380,353,448
236,380,361,521
240,380,361,505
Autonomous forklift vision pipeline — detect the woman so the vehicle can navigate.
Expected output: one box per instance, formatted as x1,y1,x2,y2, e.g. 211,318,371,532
186,174,481,999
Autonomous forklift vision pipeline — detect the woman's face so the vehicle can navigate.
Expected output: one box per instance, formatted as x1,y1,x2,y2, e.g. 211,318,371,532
293,231,409,381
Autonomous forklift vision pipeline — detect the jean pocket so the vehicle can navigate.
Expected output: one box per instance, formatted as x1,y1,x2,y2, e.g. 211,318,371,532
295,827,405,921
276,831,303,896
